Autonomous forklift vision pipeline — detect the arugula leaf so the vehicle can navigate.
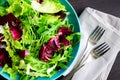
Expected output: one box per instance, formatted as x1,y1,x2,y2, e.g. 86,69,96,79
0,6,7,16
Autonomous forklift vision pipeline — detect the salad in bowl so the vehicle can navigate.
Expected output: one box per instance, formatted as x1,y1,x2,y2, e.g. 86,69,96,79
0,0,81,80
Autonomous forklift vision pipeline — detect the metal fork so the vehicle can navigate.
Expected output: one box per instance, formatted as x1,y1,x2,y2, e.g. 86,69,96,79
60,42,110,80
60,26,105,80
89,26,105,44
76,26,105,69
80,42,111,68
68,42,110,80
91,42,110,58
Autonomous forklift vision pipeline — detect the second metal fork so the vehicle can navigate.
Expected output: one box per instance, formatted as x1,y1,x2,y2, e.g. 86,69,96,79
61,42,110,80
80,42,111,68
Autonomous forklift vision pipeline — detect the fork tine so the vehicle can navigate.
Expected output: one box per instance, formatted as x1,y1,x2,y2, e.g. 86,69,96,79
93,42,106,50
95,28,105,41
92,42,110,58
89,26,100,39
89,26,105,43
93,27,103,39
99,47,110,56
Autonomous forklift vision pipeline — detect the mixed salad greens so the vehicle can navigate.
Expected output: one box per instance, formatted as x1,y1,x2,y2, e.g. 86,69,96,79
0,0,80,79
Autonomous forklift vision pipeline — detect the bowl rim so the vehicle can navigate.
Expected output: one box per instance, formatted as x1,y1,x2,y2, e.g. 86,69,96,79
62,0,81,77
0,0,81,80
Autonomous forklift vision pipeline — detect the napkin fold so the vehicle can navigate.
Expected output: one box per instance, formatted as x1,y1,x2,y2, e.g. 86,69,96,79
62,7,120,80
72,7,120,80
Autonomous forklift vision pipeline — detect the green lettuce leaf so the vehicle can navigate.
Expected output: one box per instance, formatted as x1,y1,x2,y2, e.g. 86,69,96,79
31,0,66,13
1,0,81,79
6,0,32,17
0,6,7,16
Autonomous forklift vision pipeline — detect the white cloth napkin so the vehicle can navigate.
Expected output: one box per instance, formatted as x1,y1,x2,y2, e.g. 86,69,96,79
71,7,120,80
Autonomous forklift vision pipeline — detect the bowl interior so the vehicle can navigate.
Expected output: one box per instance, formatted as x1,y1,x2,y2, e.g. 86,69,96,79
0,0,81,80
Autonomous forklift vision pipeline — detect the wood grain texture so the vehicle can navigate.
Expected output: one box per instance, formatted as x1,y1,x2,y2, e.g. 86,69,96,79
69,0,120,17
68,0,120,80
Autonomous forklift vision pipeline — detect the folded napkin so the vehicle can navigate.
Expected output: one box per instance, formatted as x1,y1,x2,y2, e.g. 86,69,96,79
72,7,120,80
61,7,120,80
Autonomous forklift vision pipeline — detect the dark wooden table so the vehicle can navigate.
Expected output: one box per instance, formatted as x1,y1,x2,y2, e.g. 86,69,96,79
68,0,120,80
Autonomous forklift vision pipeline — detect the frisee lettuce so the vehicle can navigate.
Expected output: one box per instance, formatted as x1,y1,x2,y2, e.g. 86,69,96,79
0,0,81,79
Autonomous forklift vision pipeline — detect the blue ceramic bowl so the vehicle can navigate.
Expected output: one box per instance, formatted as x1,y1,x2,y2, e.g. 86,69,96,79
0,0,81,80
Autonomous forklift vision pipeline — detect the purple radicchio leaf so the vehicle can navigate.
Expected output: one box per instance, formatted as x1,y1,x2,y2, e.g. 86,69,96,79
0,13,22,40
47,37,60,51
7,13,22,40
0,16,7,25
58,27,73,36
0,48,12,67
59,36,71,46
37,0,43,4
54,11,66,19
7,13,21,27
40,27,73,62
40,44,54,62
0,13,21,27
40,37,61,62
19,50,29,59
9,26,23,40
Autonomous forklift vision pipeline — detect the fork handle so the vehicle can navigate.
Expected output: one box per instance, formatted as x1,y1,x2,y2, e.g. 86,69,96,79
61,44,94,79
74,42,94,69
60,52,92,80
